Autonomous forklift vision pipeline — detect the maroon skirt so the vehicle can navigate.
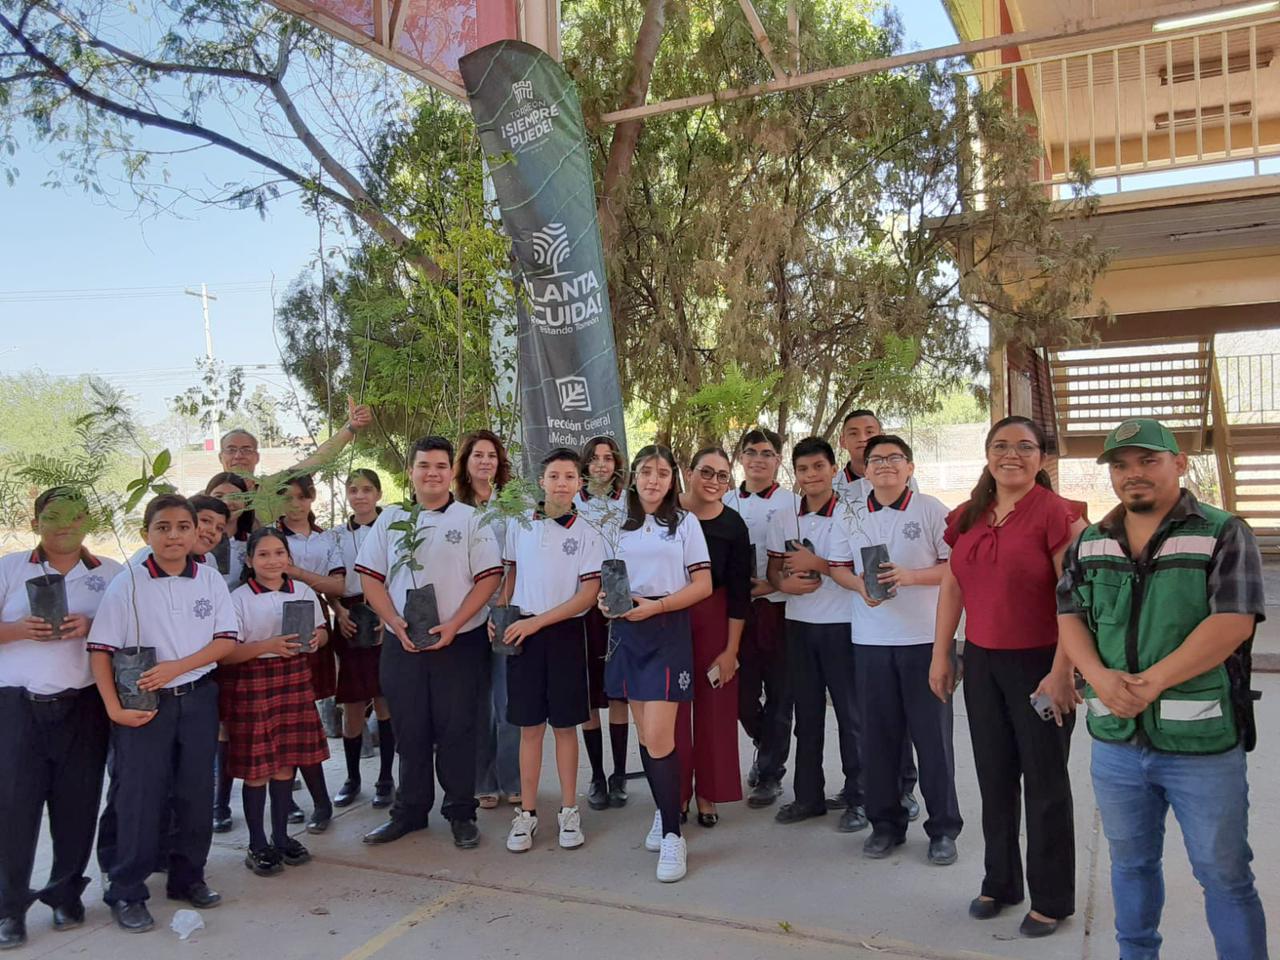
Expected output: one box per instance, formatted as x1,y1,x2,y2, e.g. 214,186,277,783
335,635,382,703
220,655,330,781
305,645,337,701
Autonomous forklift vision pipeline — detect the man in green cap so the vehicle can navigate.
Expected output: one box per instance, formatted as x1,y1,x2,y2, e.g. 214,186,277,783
1056,418,1267,959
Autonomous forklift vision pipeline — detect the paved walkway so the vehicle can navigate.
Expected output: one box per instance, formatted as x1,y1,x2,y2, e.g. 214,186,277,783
15,676,1280,960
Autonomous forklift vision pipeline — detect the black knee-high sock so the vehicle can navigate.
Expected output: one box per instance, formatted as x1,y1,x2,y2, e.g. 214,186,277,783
342,735,363,783
639,743,653,782
377,718,396,783
582,726,605,781
608,722,629,778
242,783,268,851
268,779,293,847
646,749,681,838
214,740,233,812
300,763,331,814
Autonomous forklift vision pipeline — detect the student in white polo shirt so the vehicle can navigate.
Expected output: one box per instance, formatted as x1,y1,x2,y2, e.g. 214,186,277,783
87,494,238,934
356,436,503,849
725,426,798,809
497,448,603,853
0,488,124,951
845,435,963,867
766,436,867,832
833,409,920,505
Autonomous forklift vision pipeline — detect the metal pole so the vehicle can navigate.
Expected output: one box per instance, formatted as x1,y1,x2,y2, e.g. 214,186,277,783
184,283,220,448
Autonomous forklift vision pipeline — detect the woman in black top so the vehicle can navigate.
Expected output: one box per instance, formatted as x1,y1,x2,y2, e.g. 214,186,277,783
676,446,752,825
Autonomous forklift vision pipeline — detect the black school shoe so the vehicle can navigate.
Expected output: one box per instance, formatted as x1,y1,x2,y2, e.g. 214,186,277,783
363,817,427,844
167,883,222,909
606,773,628,808
837,805,869,833
0,917,26,950
968,897,1008,920
372,779,394,809
746,779,783,808
774,801,826,824
1019,913,1060,938
276,837,312,866
927,836,958,866
245,846,284,877
212,805,233,833
451,819,480,849
111,901,154,933
862,830,904,859
306,806,333,834
333,779,361,808
587,777,609,811
287,800,305,824
52,901,85,930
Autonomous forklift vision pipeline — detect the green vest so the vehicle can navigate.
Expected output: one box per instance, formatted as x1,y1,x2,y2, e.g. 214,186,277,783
1071,500,1239,754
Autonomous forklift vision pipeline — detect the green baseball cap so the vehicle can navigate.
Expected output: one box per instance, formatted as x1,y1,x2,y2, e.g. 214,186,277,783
1097,418,1180,463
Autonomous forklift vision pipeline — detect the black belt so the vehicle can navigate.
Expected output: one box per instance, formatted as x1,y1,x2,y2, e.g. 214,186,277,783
159,673,215,698
24,686,88,703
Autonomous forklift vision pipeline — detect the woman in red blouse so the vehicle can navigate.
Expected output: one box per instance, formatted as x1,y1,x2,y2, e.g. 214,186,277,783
929,416,1085,939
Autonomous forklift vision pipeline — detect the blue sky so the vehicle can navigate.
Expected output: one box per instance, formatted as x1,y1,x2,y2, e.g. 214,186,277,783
0,0,957,427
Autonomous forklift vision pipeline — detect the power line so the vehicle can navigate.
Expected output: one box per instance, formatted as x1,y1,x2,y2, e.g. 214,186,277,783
0,280,281,304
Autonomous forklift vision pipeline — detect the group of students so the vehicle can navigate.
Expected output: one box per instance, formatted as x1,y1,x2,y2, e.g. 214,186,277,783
0,408,1268,959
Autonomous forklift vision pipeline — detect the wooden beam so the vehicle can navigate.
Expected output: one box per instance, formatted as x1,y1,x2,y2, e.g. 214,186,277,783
372,0,387,46
387,0,408,48
787,0,800,74
600,0,1269,124
736,0,786,82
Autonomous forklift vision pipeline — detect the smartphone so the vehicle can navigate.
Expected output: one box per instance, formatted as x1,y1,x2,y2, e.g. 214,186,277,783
1029,691,1056,722
706,663,722,688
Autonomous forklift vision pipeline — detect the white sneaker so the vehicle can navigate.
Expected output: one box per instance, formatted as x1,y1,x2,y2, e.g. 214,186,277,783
557,806,585,849
506,810,537,852
644,810,662,852
656,833,687,882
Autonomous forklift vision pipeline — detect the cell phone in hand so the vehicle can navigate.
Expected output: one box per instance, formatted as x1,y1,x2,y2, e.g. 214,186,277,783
706,663,722,688
1030,691,1056,722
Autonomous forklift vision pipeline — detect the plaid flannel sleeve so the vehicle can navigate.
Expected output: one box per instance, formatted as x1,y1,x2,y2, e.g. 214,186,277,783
1208,518,1268,620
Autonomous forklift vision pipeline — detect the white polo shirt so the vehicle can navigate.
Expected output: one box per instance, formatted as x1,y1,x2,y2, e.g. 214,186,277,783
504,507,603,617
354,496,503,633
845,488,951,646
766,493,855,625
278,521,344,580
723,482,799,604
574,488,625,558
0,548,125,694
334,513,381,599
128,547,215,568
87,554,238,687
614,509,710,598
833,464,918,503
231,577,326,658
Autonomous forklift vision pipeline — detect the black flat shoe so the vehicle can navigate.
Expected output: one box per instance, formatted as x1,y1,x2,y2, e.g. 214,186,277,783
245,846,284,877
276,837,312,866
968,897,1005,920
774,801,825,824
333,779,361,808
111,901,154,933
746,779,782,808
372,779,394,809
837,805,869,833
1020,913,1060,938
902,790,921,822
362,818,426,844
287,802,305,824
824,793,850,810
862,830,904,859
168,883,221,909
0,917,25,950
52,901,85,930
927,836,958,866
587,777,609,811
606,773,628,808
306,807,333,834
212,814,233,833
696,811,718,828
451,819,480,849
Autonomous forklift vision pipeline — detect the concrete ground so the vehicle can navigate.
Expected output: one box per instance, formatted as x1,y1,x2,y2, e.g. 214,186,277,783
13,672,1280,960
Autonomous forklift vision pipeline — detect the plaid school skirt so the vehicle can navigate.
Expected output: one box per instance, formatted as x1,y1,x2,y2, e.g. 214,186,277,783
220,656,330,781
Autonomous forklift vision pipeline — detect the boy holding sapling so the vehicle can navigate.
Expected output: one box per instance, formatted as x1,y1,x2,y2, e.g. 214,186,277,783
0,488,124,951
494,448,603,853
87,494,238,933
356,436,502,848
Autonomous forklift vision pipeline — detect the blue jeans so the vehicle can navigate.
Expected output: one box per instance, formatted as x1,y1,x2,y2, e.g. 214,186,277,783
1091,740,1267,960
475,649,521,797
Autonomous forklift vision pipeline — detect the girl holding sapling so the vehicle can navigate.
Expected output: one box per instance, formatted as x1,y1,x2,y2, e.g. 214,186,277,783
575,435,631,811
274,474,344,833
330,469,396,811
599,445,713,883
495,448,603,853
0,488,124,951
220,528,330,876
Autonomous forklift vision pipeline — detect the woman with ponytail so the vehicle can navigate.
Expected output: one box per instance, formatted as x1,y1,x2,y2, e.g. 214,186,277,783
928,417,1086,939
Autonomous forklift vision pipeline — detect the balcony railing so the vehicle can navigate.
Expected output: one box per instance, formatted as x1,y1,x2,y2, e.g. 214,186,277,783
1217,353,1280,421
961,16,1280,187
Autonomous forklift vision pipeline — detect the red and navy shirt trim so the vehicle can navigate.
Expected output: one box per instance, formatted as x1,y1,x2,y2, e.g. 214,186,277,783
143,554,198,579
868,489,913,512
473,566,504,583
354,563,385,584
246,575,296,595
346,508,382,531
737,482,780,499
533,503,577,529
799,495,839,518
842,463,859,483
28,546,102,570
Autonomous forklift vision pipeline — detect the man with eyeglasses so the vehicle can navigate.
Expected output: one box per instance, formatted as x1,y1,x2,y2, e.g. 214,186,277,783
848,436,962,866
724,428,798,808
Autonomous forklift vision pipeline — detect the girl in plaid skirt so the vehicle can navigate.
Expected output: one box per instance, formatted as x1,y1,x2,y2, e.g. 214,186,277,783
221,528,330,876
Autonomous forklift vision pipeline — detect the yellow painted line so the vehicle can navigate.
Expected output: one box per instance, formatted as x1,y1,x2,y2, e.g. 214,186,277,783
338,887,470,960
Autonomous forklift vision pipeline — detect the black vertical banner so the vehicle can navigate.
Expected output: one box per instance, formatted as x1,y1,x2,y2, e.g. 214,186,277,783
460,40,628,472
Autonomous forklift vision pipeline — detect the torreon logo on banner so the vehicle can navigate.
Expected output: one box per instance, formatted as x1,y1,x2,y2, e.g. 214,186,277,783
461,40,628,469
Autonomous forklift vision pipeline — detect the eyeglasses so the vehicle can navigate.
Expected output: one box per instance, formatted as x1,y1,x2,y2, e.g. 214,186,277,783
989,441,1041,457
695,466,733,485
866,454,909,467
222,445,257,457
739,449,778,461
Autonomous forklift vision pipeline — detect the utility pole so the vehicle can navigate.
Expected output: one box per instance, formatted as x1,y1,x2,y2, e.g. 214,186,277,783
184,283,219,451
